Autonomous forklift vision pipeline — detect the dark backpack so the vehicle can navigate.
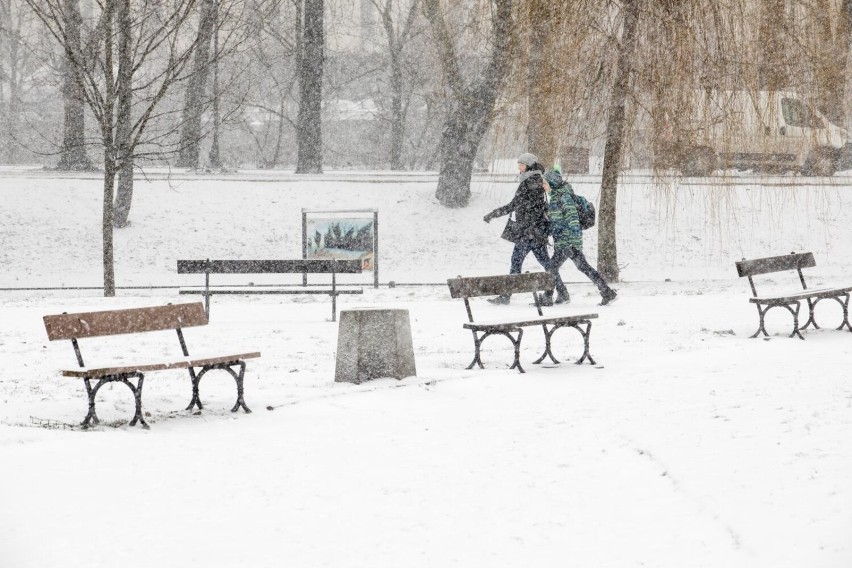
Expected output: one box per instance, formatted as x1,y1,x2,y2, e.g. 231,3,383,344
572,193,596,230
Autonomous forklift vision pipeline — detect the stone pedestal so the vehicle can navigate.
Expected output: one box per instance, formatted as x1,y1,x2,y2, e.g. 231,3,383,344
335,308,416,384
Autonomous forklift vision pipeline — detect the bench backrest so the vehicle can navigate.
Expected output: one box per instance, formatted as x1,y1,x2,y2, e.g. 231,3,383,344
177,259,363,274
43,303,208,341
448,273,554,322
735,252,815,278
447,272,554,299
735,252,814,296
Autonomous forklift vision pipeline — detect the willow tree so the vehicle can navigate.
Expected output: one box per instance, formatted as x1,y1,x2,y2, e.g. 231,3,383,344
423,0,514,208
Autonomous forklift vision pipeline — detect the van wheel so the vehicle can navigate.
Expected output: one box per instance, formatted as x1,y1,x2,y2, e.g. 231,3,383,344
681,147,716,177
803,151,835,177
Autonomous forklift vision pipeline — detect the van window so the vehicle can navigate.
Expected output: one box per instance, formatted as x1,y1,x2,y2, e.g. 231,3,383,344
782,98,823,128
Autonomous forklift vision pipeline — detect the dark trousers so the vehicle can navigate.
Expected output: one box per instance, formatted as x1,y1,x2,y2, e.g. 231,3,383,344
504,240,566,297
547,245,613,298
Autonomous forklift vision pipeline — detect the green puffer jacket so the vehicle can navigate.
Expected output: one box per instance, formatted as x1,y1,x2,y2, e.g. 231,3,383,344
548,182,583,250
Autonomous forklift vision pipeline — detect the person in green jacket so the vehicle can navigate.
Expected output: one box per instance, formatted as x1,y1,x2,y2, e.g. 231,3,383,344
542,169,617,306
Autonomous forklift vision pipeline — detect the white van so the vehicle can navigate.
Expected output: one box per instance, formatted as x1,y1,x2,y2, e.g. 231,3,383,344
664,90,848,176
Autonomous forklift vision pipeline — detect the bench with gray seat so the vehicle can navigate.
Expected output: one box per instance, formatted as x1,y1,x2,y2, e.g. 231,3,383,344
178,259,363,321
447,272,598,373
735,252,852,339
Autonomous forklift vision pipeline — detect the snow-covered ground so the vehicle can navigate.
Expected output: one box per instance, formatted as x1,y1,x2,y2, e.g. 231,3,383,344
1,169,851,567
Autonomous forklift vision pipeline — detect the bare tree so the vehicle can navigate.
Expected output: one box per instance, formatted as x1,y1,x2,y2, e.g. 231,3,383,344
0,0,40,163
372,0,421,170
422,0,514,208
27,0,207,295
176,0,217,169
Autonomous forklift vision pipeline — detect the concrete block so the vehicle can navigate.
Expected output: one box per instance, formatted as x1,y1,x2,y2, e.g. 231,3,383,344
335,308,416,383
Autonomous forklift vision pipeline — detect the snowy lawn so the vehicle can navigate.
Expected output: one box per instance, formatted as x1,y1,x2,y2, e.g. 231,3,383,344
1,170,851,567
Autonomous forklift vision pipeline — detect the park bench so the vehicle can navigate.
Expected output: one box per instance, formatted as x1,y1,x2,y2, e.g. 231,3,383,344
42,302,261,429
177,259,363,321
735,252,852,339
447,272,598,373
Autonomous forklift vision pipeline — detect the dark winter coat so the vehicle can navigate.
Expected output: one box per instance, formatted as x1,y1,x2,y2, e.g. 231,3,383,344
485,169,550,244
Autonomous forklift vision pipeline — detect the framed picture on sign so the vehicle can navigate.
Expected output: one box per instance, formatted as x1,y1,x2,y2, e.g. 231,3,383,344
302,209,379,287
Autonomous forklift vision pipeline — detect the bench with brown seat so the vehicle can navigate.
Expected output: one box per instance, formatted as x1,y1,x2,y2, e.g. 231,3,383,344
43,302,261,429
447,272,598,373
735,252,852,339
178,259,363,321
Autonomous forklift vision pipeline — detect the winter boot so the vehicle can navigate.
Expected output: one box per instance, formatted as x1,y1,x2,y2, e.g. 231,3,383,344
487,295,511,305
599,289,618,306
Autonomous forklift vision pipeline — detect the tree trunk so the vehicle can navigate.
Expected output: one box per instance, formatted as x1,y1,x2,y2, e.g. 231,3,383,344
102,0,116,296
296,0,324,174
379,0,418,171
389,48,405,170
177,0,216,169
208,0,221,168
113,0,134,228
597,0,640,283
527,0,559,167
5,19,19,164
57,0,92,170
103,158,117,296
434,98,493,207
424,0,513,208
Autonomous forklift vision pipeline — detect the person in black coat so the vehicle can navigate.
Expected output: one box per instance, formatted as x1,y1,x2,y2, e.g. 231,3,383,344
483,152,555,304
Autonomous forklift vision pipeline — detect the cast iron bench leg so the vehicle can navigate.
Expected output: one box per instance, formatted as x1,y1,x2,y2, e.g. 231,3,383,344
533,322,595,366
751,302,804,339
787,302,804,340
802,298,820,330
750,303,771,338
126,374,148,429
467,330,486,370
186,366,203,411
467,329,525,373
574,321,596,365
82,377,100,428
533,324,561,365
507,329,525,373
803,294,852,332
839,293,852,332
83,373,148,429
189,361,252,414
230,361,251,413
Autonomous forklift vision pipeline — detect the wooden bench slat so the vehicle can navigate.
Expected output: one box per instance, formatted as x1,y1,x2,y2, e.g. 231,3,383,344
735,252,816,277
61,361,191,377
177,259,363,274
187,352,262,366
750,286,852,303
60,352,263,378
463,314,598,331
178,289,363,295
448,272,554,298
44,303,208,341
